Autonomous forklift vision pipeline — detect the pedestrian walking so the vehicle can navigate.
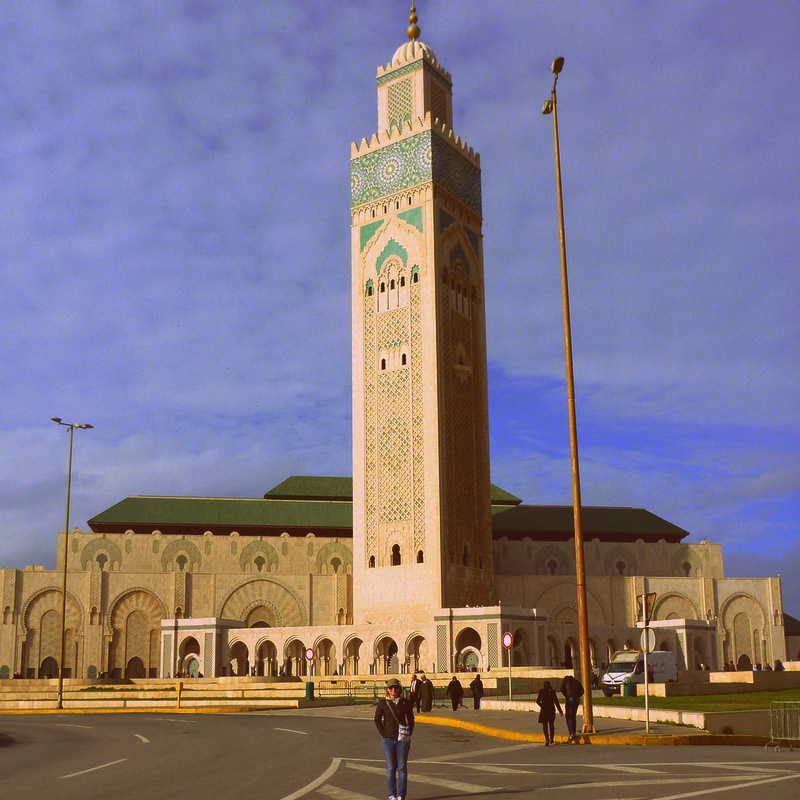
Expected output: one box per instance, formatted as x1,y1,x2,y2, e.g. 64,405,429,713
418,671,434,712
535,680,562,745
374,677,414,800
409,672,421,713
469,673,484,710
445,675,464,711
559,673,584,742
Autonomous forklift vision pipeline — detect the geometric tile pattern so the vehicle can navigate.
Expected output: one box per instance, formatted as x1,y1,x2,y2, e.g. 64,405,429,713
351,130,481,216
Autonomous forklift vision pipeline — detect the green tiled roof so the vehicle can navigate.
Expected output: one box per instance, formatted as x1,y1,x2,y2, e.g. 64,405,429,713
88,495,352,532
491,505,688,541
264,475,522,505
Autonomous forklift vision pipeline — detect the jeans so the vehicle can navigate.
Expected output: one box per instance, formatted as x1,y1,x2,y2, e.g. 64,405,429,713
565,695,580,736
382,737,410,798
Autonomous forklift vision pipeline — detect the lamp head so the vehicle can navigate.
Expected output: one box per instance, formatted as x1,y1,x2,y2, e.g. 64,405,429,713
551,56,565,74
82,424,94,430
51,417,62,424
542,100,554,115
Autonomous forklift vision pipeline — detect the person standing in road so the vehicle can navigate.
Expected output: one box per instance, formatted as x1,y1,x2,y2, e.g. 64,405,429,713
535,680,562,745
374,677,414,800
445,675,464,711
418,671,434,712
560,673,584,742
469,673,484,710
409,672,421,713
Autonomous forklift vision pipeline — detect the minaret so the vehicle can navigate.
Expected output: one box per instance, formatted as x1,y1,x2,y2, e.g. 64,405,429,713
351,6,494,624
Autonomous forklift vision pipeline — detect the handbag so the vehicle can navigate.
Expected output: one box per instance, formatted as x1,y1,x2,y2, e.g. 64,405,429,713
386,699,412,741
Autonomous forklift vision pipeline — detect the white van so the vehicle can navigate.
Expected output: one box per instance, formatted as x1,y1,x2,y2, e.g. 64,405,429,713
601,650,677,696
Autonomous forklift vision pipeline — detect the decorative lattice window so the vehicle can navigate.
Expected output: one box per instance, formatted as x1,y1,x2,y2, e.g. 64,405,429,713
388,78,413,132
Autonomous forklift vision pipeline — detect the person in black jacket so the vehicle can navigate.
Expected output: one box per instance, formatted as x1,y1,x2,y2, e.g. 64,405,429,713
560,673,584,742
374,677,415,800
535,680,563,745
445,675,464,710
469,674,484,710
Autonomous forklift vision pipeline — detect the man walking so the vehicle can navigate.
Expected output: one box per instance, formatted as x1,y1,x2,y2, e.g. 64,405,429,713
560,673,584,741
409,672,421,713
469,673,484,710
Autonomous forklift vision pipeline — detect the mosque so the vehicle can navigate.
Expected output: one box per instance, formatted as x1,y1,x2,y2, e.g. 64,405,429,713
0,12,791,682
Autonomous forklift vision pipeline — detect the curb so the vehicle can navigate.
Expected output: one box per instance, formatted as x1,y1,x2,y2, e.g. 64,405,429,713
416,714,769,747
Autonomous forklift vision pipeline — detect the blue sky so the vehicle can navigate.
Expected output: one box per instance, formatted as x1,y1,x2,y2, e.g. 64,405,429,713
2,2,798,614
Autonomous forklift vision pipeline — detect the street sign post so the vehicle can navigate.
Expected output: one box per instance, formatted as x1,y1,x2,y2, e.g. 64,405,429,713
502,632,513,700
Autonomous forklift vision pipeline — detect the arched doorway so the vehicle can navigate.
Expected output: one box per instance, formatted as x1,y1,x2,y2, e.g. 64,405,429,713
343,637,363,676
455,628,481,672
185,657,200,678
405,635,426,673
126,656,145,678
257,640,278,676
179,636,201,678
285,639,307,677
229,641,250,676
39,656,58,679
315,638,336,676
374,636,399,674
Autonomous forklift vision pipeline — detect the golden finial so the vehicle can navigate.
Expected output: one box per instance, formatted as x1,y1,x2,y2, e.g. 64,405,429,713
407,2,420,41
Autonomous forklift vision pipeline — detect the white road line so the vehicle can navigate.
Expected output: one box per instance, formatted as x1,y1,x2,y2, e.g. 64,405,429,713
346,761,496,793
652,771,800,799
54,723,93,729
279,757,342,800
317,785,378,800
415,742,533,763
274,727,309,735
428,761,533,774
60,759,128,779
134,734,149,743
594,764,664,774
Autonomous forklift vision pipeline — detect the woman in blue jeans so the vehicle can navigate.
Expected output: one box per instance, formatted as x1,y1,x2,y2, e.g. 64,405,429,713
374,677,415,800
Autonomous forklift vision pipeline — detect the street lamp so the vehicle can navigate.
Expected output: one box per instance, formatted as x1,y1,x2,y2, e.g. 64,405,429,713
542,57,595,733
51,417,93,709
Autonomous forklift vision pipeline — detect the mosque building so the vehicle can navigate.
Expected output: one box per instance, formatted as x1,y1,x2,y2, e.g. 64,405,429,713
0,11,789,682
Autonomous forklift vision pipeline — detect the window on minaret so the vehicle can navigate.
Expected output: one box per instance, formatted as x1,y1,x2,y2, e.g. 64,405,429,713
462,545,470,567
401,353,407,366
369,555,376,568
416,550,424,563
391,544,401,566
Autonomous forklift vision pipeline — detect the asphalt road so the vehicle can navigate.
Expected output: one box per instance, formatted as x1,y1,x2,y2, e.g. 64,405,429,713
2,707,799,800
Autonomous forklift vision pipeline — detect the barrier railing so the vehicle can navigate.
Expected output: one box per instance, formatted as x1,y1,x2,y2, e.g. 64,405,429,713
767,701,800,751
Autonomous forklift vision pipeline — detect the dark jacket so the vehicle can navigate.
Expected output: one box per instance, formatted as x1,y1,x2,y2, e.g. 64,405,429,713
560,674,584,699
445,678,464,700
536,685,562,723
469,676,484,698
374,696,415,738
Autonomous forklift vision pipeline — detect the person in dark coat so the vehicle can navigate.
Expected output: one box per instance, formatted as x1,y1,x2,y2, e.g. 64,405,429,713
560,673,584,742
469,674,484,710
374,677,415,800
418,671,434,712
535,680,562,745
445,676,464,711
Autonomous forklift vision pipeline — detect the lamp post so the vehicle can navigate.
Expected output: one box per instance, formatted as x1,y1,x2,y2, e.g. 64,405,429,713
542,57,594,733
51,417,93,709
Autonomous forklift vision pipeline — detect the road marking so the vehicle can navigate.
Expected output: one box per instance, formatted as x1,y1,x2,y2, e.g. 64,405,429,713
54,723,93,729
279,757,342,800
60,759,128,779
415,742,533,763
346,762,496,793
651,771,800,799
595,764,664,774
428,761,532,774
134,734,149,743
274,727,308,735
317,785,377,800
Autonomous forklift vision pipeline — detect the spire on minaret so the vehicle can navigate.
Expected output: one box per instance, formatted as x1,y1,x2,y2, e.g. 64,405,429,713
407,2,420,41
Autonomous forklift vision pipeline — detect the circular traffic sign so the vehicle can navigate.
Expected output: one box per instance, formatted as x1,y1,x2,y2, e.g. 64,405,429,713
640,628,656,654
502,632,513,650
305,647,315,661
